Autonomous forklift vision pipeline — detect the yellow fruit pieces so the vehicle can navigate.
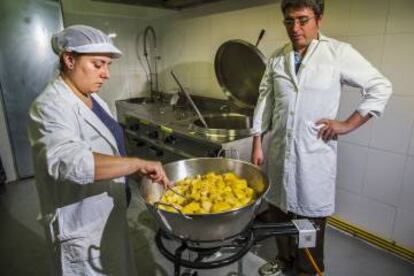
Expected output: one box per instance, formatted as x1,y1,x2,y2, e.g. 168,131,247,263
158,172,256,214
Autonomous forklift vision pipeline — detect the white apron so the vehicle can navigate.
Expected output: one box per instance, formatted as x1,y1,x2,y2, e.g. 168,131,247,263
28,77,137,275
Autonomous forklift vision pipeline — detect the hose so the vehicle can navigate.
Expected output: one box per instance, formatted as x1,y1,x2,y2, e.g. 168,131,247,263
304,248,323,276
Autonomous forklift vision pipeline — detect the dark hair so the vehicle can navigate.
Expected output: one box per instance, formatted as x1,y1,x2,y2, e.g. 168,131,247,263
281,0,324,18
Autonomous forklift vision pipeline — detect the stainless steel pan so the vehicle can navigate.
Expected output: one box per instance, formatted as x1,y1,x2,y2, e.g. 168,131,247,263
139,157,269,242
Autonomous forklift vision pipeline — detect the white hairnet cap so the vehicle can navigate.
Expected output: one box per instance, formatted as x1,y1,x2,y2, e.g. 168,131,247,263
51,25,122,58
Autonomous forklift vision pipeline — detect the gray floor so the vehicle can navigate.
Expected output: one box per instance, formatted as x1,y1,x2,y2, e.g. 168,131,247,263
0,179,413,275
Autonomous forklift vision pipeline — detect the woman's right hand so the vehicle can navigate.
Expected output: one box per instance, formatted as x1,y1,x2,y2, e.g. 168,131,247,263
138,160,170,188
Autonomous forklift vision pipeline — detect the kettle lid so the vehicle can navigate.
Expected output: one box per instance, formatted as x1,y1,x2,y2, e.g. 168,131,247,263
214,40,266,109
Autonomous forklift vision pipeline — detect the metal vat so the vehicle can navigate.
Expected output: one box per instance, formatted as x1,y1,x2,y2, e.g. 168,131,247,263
189,113,255,138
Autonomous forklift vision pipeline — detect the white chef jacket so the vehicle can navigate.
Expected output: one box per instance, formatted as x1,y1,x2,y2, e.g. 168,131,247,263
28,77,136,275
253,34,392,217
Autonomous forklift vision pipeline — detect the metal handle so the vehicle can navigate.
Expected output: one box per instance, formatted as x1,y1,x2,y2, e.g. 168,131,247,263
170,70,209,128
166,186,189,201
255,29,266,47
217,148,240,160
153,201,193,220
131,138,146,147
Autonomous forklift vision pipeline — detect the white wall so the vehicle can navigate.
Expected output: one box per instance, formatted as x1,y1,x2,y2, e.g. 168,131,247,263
153,0,414,250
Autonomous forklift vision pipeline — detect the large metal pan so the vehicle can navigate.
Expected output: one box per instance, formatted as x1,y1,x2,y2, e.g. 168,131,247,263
139,158,269,242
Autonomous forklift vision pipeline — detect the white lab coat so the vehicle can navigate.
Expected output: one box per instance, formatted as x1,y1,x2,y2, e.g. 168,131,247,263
28,77,136,275
253,34,392,217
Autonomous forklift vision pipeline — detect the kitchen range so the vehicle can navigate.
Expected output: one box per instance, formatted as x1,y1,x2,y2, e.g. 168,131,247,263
117,96,255,163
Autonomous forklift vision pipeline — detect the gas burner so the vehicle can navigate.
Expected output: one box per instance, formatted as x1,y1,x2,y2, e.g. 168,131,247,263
156,229,255,276
155,220,318,276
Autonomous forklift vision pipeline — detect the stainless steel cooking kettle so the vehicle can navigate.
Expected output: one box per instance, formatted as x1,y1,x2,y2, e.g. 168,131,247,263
139,157,269,242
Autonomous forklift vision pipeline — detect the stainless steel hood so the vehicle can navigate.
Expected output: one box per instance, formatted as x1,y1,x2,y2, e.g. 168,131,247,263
91,0,229,10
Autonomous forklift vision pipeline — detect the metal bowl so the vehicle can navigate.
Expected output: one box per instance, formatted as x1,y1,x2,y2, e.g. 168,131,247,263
139,158,269,242
189,113,255,138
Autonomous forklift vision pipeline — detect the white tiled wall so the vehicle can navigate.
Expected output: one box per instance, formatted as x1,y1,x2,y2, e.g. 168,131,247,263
333,0,414,250
394,156,414,249
393,208,414,249
382,33,414,96
63,0,414,250
400,156,414,212
387,0,414,34
369,96,414,154
322,0,351,36
348,0,389,35
336,143,369,194
409,128,414,156
363,149,405,206
335,189,360,223
355,196,397,239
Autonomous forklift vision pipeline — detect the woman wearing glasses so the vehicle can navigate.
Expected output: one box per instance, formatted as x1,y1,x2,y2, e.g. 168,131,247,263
251,0,392,275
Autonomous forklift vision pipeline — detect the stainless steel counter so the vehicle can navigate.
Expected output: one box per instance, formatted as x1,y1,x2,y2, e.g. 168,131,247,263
116,98,254,162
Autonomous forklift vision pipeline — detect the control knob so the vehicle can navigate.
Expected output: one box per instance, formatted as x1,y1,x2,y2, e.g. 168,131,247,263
148,130,159,140
164,135,176,145
129,123,140,131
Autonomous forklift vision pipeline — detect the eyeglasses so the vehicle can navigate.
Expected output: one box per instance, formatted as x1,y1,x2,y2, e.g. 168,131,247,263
283,16,316,27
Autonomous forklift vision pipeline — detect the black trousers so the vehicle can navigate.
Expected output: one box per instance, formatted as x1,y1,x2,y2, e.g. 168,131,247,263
125,177,132,208
256,204,327,274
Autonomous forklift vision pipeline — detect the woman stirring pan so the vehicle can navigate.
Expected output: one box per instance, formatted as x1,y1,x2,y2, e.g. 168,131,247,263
28,25,169,275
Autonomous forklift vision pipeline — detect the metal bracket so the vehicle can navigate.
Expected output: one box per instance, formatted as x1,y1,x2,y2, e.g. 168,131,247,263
292,219,316,248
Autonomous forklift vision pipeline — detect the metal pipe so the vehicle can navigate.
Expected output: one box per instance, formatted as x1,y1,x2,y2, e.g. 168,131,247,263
170,70,209,128
143,26,159,100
